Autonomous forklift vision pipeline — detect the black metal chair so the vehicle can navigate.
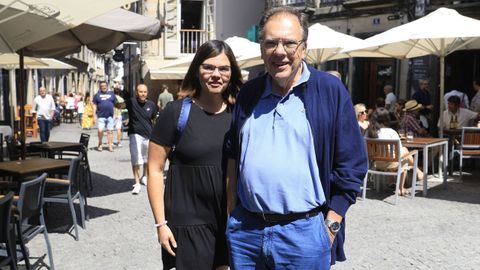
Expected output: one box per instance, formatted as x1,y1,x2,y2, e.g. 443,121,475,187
79,133,93,194
0,191,17,270
14,173,54,270
44,155,85,240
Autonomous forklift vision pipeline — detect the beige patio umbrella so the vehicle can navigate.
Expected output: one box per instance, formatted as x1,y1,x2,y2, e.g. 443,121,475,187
340,7,480,136
0,53,47,68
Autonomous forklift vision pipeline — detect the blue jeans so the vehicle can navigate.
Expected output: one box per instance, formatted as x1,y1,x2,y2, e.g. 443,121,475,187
38,119,51,142
226,206,331,270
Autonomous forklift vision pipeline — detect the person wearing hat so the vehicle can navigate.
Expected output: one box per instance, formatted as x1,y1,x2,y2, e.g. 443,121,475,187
400,100,429,136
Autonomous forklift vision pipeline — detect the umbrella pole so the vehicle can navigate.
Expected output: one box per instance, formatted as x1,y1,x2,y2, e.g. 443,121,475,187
19,49,26,160
439,41,445,139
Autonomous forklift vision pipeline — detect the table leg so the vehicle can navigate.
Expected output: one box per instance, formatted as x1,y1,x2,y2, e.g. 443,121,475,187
443,142,448,188
423,146,428,197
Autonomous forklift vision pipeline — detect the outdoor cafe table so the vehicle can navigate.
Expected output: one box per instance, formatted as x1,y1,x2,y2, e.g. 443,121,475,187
0,158,70,180
27,141,84,158
402,137,449,196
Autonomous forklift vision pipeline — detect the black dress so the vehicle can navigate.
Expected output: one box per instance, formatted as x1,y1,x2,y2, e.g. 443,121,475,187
150,99,230,270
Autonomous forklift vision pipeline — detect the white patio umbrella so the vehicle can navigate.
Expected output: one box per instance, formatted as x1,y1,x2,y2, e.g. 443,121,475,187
0,0,136,53
306,23,388,64
159,36,262,69
340,7,480,136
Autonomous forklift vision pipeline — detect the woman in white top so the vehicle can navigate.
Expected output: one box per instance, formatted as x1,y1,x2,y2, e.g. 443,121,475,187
366,108,424,196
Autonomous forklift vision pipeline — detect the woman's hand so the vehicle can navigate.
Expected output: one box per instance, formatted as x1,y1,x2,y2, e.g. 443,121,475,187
158,225,177,256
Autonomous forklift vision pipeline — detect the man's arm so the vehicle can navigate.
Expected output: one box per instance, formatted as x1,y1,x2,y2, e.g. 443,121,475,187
49,96,56,119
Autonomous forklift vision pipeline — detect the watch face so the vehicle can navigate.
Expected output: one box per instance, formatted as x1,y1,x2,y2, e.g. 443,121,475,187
330,222,340,232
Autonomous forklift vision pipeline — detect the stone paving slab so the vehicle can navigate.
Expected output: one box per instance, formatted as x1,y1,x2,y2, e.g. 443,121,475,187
21,122,480,270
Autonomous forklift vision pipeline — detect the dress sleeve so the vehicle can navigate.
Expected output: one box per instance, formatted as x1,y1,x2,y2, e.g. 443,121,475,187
150,101,177,147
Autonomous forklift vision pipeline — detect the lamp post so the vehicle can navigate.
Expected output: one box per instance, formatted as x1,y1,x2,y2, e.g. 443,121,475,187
123,42,137,98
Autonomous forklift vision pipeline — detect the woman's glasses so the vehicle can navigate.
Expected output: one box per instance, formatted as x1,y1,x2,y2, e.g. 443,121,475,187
200,64,231,75
359,111,367,115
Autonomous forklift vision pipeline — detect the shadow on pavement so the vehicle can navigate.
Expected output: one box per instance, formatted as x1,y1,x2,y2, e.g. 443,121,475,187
88,172,134,197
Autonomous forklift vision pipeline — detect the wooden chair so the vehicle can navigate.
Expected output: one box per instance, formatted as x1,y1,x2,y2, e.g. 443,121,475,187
15,105,38,139
363,138,419,205
455,127,480,180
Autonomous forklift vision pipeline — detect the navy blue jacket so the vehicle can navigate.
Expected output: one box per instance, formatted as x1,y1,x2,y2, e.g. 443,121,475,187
226,65,368,263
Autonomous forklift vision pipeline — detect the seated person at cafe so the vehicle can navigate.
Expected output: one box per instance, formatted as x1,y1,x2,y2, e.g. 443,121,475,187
366,108,424,196
400,100,429,137
355,103,369,135
438,95,479,129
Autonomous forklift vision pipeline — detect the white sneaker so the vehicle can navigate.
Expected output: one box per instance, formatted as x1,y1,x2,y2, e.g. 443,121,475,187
132,184,141,195
140,176,148,186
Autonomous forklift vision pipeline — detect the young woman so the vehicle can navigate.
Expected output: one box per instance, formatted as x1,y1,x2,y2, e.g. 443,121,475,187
366,108,424,196
147,40,243,270
81,93,94,129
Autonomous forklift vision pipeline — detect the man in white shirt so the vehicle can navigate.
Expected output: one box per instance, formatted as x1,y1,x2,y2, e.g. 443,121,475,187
384,84,397,112
31,87,56,142
438,95,479,129
157,84,174,110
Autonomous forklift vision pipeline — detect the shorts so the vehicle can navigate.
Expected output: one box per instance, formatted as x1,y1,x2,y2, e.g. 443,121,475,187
97,117,114,131
114,116,123,130
129,134,149,166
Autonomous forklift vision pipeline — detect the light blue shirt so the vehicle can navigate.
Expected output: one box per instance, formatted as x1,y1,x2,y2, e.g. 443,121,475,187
238,62,326,214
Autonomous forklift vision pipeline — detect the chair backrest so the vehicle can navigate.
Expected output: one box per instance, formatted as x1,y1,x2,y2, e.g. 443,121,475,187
79,133,90,149
5,136,20,161
0,191,14,244
17,173,47,225
461,127,480,148
67,154,83,191
365,138,402,163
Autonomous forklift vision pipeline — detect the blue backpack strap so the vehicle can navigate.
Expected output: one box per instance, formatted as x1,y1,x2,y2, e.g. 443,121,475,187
172,97,192,151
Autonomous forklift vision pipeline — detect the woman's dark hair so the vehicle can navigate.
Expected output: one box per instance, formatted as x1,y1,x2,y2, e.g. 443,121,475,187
366,107,391,138
180,40,243,106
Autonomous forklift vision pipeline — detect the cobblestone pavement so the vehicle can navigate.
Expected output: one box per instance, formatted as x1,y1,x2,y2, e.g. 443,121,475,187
23,123,480,270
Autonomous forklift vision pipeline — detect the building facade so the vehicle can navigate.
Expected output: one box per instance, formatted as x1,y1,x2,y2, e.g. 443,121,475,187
140,0,264,100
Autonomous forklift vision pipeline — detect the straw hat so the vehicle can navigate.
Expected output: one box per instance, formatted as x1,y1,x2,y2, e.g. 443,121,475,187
403,100,423,111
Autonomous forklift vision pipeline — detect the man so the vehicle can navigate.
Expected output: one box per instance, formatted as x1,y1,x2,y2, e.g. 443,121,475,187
225,7,367,268
127,84,158,195
438,95,479,129
383,84,397,112
413,79,434,115
31,87,56,142
157,84,174,110
400,100,429,136
443,89,469,109
93,81,117,152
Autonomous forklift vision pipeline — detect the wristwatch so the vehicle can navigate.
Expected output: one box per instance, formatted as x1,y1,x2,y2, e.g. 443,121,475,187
325,219,341,234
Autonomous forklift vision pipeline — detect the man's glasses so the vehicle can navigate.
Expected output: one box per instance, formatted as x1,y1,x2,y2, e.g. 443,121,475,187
262,38,304,54
200,64,231,75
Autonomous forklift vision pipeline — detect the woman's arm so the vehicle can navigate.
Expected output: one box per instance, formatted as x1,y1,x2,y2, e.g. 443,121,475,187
147,142,177,256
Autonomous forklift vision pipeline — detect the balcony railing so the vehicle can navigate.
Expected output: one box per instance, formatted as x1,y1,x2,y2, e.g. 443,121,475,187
180,29,208,54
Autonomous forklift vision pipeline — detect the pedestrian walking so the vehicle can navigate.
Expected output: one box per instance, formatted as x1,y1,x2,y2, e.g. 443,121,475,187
82,93,95,129
225,7,367,269
93,82,117,152
113,88,125,147
32,86,56,142
147,40,243,270
127,84,157,195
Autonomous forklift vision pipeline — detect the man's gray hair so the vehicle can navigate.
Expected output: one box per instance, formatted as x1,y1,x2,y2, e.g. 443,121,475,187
258,6,309,42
